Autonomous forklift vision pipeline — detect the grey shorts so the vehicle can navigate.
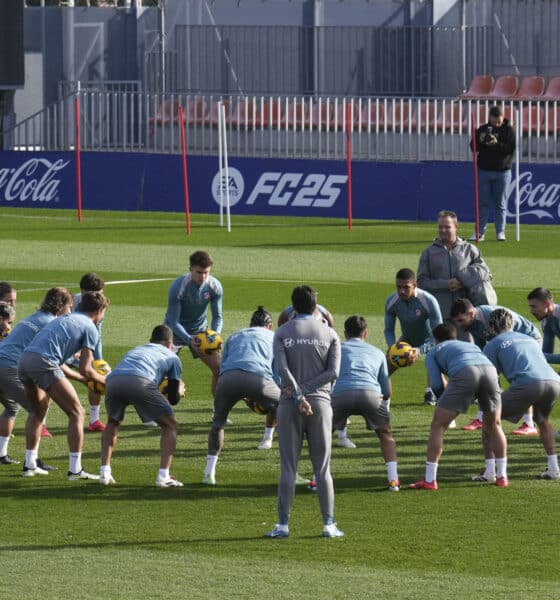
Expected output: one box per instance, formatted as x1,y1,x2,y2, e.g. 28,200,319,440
18,352,65,392
501,379,560,424
212,369,280,429
332,389,390,430
0,366,29,417
105,375,173,423
438,364,501,414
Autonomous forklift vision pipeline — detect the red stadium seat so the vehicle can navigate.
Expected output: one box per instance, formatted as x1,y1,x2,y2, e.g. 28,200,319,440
384,101,412,131
541,106,560,134
230,98,258,129
541,76,560,101
152,99,183,126
205,100,230,128
434,102,464,132
304,100,334,129
359,101,385,130
255,98,284,129
459,75,494,99
409,101,437,131
486,75,519,99
514,76,545,100
280,99,309,129
331,101,360,130
184,97,208,126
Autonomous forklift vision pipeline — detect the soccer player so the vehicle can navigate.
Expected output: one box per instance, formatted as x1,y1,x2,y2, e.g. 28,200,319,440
332,315,399,491
527,287,560,439
99,324,184,487
164,250,223,396
266,285,342,539
409,322,508,490
451,298,542,434
202,306,280,485
18,291,109,480
70,272,107,432
0,282,17,309
482,308,560,480
0,301,15,338
384,268,443,405
0,288,73,469
527,287,560,364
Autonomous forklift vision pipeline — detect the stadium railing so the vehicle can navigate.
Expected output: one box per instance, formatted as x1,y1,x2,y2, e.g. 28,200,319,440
3,92,559,163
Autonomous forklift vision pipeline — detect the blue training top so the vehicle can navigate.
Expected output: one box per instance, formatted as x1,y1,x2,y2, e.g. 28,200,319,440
108,342,182,385
468,305,542,350
24,312,99,365
484,330,560,387
219,326,276,380
332,338,390,396
164,273,223,344
0,311,57,368
384,288,442,352
541,303,560,364
426,339,494,395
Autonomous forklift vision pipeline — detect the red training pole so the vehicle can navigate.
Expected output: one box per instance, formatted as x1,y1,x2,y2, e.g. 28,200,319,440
471,110,480,241
74,95,83,222
345,101,353,230
179,106,191,235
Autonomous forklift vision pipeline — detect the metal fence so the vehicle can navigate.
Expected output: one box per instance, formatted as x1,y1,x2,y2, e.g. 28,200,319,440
3,92,559,163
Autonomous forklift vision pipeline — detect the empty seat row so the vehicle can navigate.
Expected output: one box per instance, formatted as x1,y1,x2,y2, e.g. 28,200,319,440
149,98,560,134
460,75,560,101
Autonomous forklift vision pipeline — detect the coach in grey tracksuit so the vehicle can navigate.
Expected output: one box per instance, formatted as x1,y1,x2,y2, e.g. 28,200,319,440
273,285,341,532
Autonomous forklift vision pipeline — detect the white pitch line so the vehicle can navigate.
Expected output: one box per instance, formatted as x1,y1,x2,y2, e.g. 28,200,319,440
105,278,174,285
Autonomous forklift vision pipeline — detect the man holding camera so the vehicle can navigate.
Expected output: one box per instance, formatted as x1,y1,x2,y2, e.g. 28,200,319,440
470,105,515,242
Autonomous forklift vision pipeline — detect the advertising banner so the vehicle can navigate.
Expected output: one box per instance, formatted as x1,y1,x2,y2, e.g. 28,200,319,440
0,151,559,224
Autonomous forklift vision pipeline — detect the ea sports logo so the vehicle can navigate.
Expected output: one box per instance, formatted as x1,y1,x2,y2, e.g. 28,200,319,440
212,167,244,207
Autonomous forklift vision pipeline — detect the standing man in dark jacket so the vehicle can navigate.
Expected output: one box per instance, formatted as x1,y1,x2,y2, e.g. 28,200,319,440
470,105,515,242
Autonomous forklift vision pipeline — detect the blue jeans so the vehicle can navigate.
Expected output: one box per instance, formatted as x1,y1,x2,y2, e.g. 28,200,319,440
477,169,511,236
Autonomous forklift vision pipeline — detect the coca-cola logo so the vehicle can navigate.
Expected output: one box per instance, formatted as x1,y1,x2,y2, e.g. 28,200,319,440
0,158,69,203
507,171,560,220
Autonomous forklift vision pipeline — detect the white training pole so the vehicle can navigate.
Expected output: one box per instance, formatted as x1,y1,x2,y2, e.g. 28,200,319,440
220,103,231,232
218,100,224,227
515,108,520,242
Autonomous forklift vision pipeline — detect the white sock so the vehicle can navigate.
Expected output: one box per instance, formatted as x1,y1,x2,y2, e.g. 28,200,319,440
205,454,218,477
496,457,507,479
522,413,534,427
477,410,483,422
547,454,559,473
25,449,38,469
89,405,100,423
69,452,82,474
425,461,438,483
484,458,496,478
100,464,111,477
386,461,398,481
0,435,10,456
263,426,275,441
337,428,348,440
158,468,169,480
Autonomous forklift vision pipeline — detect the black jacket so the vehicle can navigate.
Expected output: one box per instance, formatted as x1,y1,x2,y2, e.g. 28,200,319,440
471,118,515,171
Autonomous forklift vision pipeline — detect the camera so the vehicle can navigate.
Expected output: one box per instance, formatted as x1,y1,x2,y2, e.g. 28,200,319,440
483,126,494,144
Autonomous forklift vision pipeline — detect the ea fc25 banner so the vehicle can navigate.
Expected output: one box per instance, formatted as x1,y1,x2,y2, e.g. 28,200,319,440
0,151,559,224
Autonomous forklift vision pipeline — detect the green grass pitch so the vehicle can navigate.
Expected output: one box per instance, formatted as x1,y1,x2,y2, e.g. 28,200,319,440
1,207,559,599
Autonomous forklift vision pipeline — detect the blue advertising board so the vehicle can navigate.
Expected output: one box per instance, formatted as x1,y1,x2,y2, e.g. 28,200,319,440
0,150,559,224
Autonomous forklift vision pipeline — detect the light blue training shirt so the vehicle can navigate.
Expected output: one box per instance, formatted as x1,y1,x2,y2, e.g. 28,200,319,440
0,311,57,368
219,326,275,380
107,342,182,385
332,338,390,396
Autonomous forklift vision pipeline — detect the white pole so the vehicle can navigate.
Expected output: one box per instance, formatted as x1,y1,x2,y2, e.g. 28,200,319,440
515,108,520,242
218,100,224,227
221,103,231,232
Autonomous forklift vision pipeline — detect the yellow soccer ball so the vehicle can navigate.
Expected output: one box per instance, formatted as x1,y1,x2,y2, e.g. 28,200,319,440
388,341,413,369
86,359,111,395
193,330,223,355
